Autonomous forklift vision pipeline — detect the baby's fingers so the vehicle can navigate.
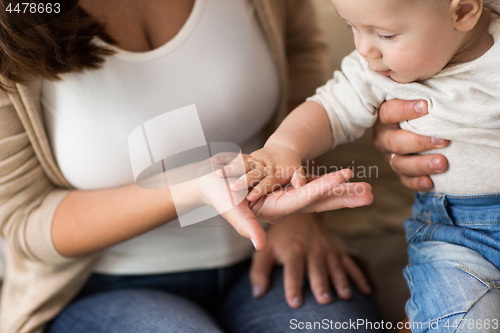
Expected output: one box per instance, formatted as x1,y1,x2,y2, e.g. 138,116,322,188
230,169,267,192
216,162,246,178
213,153,239,165
291,167,307,189
216,156,262,178
247,165,306,201
246,176,283,201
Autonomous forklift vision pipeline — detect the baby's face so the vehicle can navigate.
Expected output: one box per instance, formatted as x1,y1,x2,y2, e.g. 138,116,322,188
332,0,462,83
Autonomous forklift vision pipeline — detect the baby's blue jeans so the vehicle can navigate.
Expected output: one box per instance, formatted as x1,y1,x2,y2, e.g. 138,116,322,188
46,259,382,333
404,193,500,332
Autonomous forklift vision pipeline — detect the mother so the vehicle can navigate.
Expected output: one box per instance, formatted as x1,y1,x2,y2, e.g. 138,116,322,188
0,1,429,332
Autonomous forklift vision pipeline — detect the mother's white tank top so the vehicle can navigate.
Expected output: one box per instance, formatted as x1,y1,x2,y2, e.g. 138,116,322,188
41,0,280,274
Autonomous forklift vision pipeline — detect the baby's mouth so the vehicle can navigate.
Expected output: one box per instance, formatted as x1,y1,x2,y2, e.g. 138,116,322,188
376,69,392,76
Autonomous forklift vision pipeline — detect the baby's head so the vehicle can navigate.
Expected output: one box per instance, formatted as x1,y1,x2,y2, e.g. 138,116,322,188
332,0,487,83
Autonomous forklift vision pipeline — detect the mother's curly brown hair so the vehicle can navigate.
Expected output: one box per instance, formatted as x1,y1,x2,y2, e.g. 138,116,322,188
0,1,115,90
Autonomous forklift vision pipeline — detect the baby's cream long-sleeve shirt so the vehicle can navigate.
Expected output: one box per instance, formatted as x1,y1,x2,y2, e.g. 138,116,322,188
310,17,500,195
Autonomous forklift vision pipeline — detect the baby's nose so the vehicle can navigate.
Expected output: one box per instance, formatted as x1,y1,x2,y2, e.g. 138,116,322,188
357,38,382,60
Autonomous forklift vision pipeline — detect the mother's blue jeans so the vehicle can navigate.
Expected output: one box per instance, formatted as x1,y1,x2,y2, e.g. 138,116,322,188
46,258,383,333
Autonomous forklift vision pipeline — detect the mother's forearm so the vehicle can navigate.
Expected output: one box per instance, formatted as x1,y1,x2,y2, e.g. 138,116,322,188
51,182,194,257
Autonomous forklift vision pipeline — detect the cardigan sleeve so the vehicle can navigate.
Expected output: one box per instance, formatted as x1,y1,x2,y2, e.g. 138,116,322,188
284,0,331,101
0,89,76,265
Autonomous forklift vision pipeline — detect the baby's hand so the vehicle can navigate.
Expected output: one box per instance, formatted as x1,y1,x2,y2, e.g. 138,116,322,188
216,143,307,201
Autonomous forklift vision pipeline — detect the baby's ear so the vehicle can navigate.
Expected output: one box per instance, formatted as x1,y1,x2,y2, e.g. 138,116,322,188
450,0,483,32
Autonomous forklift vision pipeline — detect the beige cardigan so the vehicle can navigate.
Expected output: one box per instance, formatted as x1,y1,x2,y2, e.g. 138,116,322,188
0,1,330,332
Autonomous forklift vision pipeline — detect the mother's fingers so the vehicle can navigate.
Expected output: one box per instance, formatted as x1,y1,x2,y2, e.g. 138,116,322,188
280,170,354,210
307,251,334,304
282,249,306,308
377,127,448,156
390,153,448,176
249,250,276,298
249,169,358,223
326,251,352,300
379,99,428,124
373,120,398,156
220,201,268,251
305,173,321,182
301,169,353,196
300,182,373,214
340,254,372,296
399,174,434,192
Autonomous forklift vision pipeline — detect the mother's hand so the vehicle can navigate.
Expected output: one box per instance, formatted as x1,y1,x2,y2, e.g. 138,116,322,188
373,100,449,191
250,213,372,308
199,168,372,252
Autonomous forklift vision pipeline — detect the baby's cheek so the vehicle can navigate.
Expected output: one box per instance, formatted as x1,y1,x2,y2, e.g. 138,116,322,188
389,54,432,82
385,59,415,82
410,51,446,80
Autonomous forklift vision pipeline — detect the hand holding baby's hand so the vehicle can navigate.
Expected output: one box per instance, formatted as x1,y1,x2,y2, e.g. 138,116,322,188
210,151,373,251
216,143,307,201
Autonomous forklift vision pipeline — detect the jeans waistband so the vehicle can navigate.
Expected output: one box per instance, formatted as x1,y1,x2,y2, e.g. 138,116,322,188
413,192,500,229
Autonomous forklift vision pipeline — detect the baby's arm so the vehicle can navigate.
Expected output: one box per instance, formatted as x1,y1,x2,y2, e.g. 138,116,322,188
221,100,334,201
220,52,384,200
267,101,334,162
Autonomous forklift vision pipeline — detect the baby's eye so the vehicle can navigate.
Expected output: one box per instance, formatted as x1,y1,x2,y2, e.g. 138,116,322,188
378,34,397,40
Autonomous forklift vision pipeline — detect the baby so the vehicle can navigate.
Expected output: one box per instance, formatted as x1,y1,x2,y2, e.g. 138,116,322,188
222,0,500,330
